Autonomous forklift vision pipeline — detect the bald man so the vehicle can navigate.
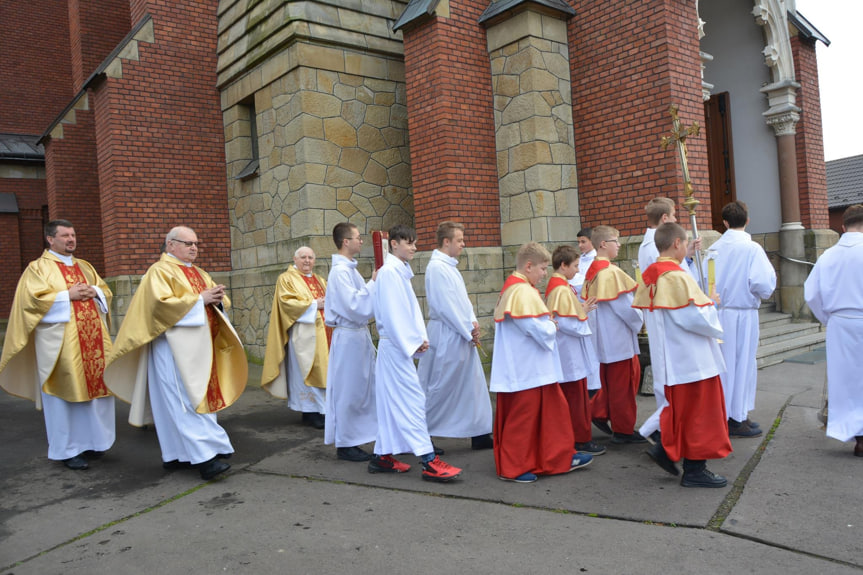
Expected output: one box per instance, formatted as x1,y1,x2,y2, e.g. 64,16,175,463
262,246,329,429
105,226,247,480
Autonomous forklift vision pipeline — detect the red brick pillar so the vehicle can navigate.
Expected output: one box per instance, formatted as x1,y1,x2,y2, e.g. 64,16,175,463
569,0,710,234
397,0,501,249
791,35,828,229
67,0,130,91
93,1,231,275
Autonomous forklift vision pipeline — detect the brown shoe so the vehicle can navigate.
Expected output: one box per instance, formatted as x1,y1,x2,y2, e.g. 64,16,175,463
728,419,762,438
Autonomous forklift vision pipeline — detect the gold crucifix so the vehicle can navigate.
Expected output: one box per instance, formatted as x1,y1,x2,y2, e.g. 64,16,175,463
660,104,706,291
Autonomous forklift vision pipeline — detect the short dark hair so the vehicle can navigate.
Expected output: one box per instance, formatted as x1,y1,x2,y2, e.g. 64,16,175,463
388,224,416,247
436,221,464,247
576,227,592,239
333,222,358,249
45,219,74,237
552,245,579,269
654,222,688,252
721,200,748,229
646,197,675,226
843,204,863,229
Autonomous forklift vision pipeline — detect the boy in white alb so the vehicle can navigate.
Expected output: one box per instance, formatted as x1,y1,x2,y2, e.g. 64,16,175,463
582,226,644,444
417,222,493,450
804,204,863,458
547,245,604,455
571,228,602,400
706,201,776,438
633,223,732,487
491,242,592,483
324,222,378,462
369,225,462,482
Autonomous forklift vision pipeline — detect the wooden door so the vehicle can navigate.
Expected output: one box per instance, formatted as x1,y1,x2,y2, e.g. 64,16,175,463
704,92,736,231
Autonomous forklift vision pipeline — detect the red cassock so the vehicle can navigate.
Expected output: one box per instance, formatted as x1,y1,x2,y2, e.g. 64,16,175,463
559,378,591,443
494,384,575,478
661,375,732,461
591,356,641,435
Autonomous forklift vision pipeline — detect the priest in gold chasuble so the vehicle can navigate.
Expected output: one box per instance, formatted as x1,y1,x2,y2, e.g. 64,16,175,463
0,220,114,471
262,246,329,429
104,226,246,480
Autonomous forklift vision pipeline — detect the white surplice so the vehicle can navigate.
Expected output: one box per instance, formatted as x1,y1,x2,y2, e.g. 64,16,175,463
147,296,233,464
569,252,601,391
555,315,594,384
323,254,377,447
706,228,776,422
804,231,863,442
637,230,697,437
416,250,492,437
490,314,561,394
38,251,115,460
372,252,434,456
592,292,642,364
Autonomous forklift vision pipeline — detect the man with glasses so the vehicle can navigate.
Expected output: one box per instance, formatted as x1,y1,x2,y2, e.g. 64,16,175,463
0,219,115,471
323,222,377,461
262,246,329,430
106,226,246,480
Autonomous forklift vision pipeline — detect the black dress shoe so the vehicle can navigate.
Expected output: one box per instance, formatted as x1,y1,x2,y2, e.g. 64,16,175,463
471,433,494,450
612,431,648,444
645,443,679,476
163,460,193,470
337,446,372,462
302,412,326,429
199,457,231,480
216,453,232,460
680,467,727,488
592,419,613,435
63,455,89,470
854,437,863,457
83,450,105,459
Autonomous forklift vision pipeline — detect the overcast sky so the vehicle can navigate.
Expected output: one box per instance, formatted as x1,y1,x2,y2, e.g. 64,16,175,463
794,1,861,161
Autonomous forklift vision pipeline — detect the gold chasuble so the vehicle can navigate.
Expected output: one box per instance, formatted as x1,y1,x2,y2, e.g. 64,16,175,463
494,272,550,322
261,266,329,399
0,251,112,408
632,257,714,311
581,257,638,302
545,273,588,320
104,254,247,426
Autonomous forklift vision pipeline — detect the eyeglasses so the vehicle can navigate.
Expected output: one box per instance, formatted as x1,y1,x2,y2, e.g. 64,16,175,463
606,239,620,244
171,239,201,247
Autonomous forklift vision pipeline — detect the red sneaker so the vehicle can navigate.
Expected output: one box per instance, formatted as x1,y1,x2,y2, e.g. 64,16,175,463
421,456,462,482
368,454,411,474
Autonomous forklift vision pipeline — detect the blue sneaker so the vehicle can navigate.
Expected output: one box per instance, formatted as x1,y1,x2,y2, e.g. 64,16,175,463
499,472,538,483
569,452,593,471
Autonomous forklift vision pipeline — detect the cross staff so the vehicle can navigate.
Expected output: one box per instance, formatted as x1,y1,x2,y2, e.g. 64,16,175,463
661,104,706,291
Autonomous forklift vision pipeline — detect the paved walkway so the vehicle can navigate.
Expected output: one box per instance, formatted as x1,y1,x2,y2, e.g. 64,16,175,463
1,357,860,574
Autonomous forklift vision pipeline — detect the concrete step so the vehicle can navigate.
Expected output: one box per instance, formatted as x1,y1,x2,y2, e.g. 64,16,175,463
758,310,793,329
757,330,826,369
759,321,822,347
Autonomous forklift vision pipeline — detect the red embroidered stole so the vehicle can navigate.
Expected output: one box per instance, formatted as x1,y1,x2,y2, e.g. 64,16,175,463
179,266,226,411
301,274,331,347
55,262,109,399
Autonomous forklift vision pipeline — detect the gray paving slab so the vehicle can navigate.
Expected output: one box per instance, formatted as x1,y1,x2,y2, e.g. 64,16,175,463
3,359,862,574
6,473,860,575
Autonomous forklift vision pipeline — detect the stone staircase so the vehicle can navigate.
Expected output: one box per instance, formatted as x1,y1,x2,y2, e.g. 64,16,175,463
757,302,825,368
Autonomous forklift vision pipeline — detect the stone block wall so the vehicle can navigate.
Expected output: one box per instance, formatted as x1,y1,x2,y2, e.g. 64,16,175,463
486,9,580,247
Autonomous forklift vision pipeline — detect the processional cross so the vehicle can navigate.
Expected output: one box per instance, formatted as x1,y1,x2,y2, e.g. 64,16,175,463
661,104,706,291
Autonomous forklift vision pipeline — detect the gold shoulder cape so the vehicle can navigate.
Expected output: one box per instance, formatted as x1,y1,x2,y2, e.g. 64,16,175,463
261,266,328,398
582,258,637,301
0,251,112,406
632,257,714,310
104,254,246,425
545,274,588,320
494,272,550,322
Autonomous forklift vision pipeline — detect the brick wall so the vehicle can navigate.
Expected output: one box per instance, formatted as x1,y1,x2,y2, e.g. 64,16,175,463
401,1,501,250
569,0,710,235
791,35,829,229
68,0,131,91
0,0,73,134
0,178,47,317
94,1,231,276
45,105,106,272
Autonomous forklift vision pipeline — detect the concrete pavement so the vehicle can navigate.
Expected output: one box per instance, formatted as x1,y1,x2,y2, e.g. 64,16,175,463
1,357,860,574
